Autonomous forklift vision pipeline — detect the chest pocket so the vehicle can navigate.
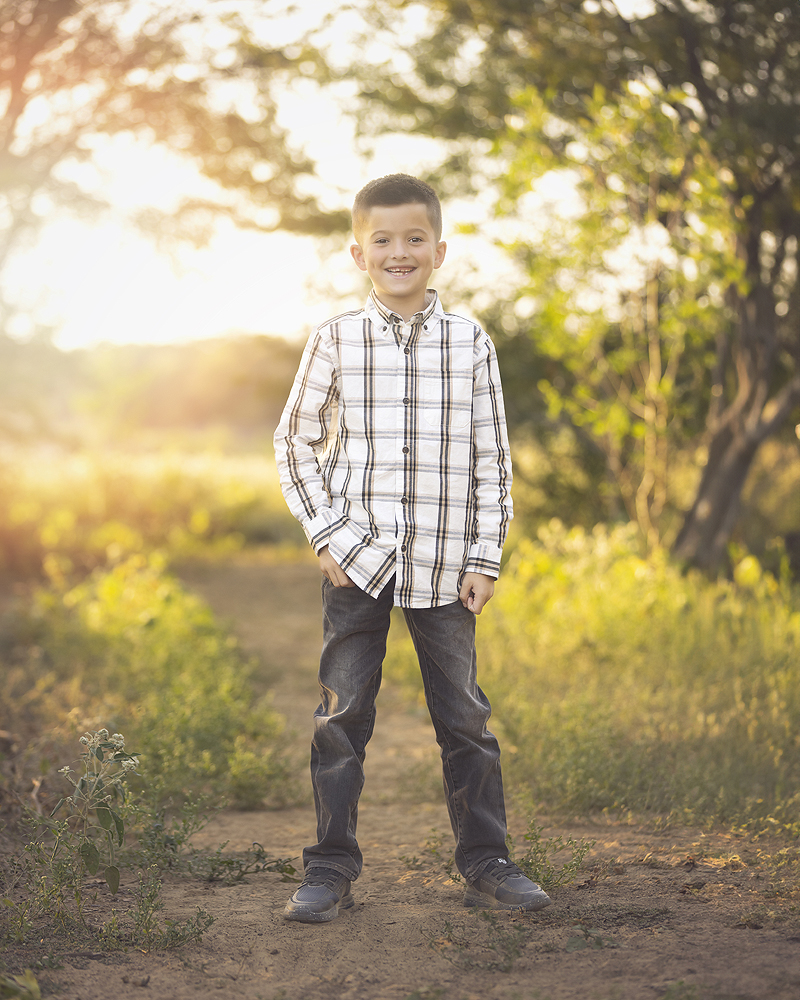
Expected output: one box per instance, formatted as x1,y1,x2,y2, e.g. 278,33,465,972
421,375,472,430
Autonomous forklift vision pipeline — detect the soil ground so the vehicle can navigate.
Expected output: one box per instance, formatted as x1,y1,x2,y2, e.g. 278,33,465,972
6,558,800,1000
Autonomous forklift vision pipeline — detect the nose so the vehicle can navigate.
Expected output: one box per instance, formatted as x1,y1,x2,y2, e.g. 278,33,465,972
389,240,408,258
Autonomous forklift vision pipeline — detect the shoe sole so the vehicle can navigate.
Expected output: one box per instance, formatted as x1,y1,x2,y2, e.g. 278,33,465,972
463,887,552,912
283,891,355,923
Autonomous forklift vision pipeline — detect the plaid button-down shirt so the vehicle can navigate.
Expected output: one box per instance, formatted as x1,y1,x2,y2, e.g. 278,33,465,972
273,290,513,608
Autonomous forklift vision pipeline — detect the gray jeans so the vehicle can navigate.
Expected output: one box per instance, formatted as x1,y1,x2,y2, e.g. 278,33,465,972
303,576,509,883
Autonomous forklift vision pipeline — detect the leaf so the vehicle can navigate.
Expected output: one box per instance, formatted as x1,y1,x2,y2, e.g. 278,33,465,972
49,797,65,818
79,840,100,876
0,968,41,999
72,776,86,803
94,747,104,761
104,865,120,895
111,809,125,847
96,807,113,831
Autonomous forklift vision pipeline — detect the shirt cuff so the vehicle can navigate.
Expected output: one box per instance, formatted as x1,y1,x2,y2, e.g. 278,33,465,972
303,509,347,555
463,542,503,579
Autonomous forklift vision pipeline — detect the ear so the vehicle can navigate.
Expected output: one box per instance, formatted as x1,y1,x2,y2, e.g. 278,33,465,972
433,241,447,269
350,243,367,271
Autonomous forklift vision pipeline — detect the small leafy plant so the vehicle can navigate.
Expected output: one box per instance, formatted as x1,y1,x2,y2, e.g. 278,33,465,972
52,728,140,895
511,819,595,890
431,910,529,972
565,921,619,952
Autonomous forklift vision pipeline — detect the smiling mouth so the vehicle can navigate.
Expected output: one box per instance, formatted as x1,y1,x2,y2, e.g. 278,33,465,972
386,267,415,275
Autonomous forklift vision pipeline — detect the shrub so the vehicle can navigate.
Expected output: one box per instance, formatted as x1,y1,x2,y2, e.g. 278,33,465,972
1,554,292,811
384,522,800,827
484,523,800,826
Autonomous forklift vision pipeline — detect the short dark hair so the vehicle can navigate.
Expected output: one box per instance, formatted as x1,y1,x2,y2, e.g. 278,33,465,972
352,173,442,243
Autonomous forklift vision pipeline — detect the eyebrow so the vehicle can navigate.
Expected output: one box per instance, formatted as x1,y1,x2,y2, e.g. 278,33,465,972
370,227,430,237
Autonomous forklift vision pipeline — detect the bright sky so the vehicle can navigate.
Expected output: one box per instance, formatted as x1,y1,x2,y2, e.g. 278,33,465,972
6,0,653,351
4,0,451,349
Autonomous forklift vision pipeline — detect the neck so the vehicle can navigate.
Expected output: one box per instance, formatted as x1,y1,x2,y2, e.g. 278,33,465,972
374,289,430,322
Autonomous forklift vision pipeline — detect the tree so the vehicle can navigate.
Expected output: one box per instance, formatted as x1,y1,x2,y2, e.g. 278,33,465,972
0,0,349,336
339,0,800,569
497,83,742,550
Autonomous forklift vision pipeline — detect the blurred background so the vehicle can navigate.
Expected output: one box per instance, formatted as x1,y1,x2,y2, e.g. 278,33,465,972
1,0,800,828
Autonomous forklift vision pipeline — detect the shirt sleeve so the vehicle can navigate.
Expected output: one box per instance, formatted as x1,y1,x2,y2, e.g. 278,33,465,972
273,328,347,554
463,332,514,578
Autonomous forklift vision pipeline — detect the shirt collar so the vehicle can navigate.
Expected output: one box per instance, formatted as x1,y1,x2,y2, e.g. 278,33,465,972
368,289,441,329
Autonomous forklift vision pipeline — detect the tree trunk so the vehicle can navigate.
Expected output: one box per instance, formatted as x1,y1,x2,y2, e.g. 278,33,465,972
672,310,800,571
671,426,759,571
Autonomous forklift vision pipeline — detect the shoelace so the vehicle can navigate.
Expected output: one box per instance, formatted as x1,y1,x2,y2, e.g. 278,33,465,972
482,858,523,882
303,870,345,888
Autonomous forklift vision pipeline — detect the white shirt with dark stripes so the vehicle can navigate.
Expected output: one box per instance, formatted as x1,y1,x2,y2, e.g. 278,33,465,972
274,290,513,608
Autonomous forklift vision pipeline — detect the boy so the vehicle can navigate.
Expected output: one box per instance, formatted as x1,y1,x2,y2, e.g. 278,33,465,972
273,173,550,923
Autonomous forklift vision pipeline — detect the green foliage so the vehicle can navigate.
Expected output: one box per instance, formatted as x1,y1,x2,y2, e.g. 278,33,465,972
51,729,140,894
99,866,215,952
387,523,800,826
183,842,297,885
478,523,800,826
431,911,528,973
338,0,800,568
510,820,594,891
0,451,304,579
1,556,293,808
0,731,296,952
565,922,618,952
0,970,40,1000
497,82,742,548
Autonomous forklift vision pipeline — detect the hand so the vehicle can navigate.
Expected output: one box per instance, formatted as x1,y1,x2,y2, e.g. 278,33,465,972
319,546,355,588
459,572,495,615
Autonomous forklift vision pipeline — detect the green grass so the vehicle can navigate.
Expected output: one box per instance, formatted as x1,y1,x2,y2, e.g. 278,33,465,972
385,522,800,829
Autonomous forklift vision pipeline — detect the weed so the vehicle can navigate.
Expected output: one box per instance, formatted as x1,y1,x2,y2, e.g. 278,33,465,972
477,524,800,827
186,842,297,884
0,969,41,1000
52,728,139,894
511,819,595,890
98,866,214,951
400,830,462,884
0,730,227,951
430,909,529,972
565,921,619,952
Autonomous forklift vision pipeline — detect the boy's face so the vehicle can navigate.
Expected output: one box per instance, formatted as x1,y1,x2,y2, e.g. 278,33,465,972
350,202,446,318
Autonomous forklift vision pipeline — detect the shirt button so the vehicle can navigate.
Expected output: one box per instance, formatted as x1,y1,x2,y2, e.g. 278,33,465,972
403,397,410,405
382,326,388,332
401,496,408,504
404,348,410,355
402,446,409,454
401,544,407,553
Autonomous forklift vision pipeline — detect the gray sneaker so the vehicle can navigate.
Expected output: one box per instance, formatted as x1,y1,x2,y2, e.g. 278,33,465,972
284,867,354,923
464,858,552,911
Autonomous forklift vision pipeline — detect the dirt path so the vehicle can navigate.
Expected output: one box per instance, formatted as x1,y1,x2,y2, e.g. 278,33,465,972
40,559,800,1000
